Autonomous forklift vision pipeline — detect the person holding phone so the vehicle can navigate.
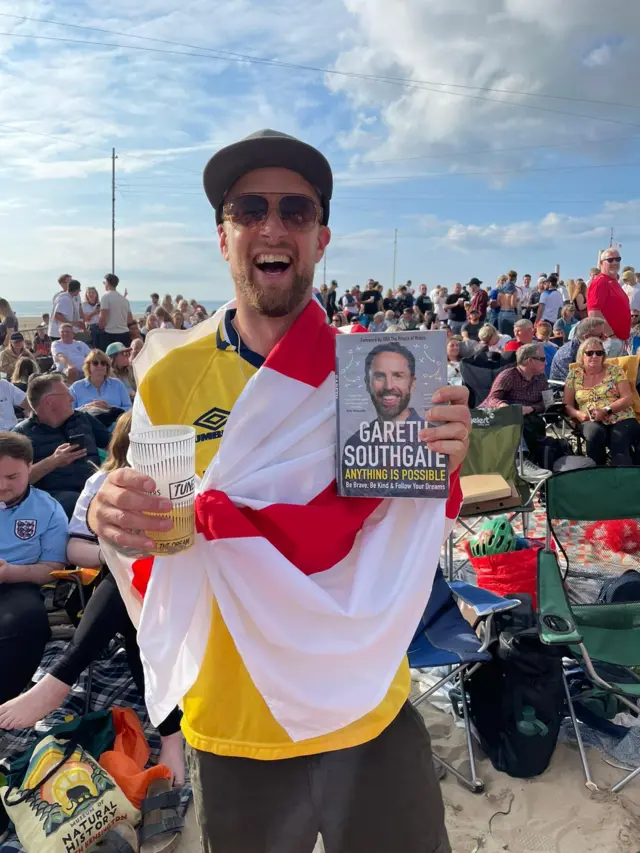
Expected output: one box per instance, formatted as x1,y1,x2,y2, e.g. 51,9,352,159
12,374,109,518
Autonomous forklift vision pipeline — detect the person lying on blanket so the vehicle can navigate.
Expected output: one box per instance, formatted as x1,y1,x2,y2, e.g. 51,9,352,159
0,413,186,787
0,431,68,707
86,129,471,853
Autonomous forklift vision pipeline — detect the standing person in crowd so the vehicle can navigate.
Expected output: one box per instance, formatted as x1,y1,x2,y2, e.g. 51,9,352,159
504,319,534,352
0,374,29,430
382,288,396,313
518,273,532,318
0,332,37,377
161,294,174,314
359,279,381,327
588,267,600,284
535,275,563,327
415,284,433,318
557,279,569,301
48,273,72,340
0,413,186,786
32,323,52,357
69,349,132,413
11,357,39,393
549,317,607,383
621,269,640,313
554,304,577,343
587,249,631,357
87,129,469,853
82,286,101,348
51,324,91,383
98,273,133,349
178,299,193,327
497,271,518,337
445,282,467,334
0,298,18,347
568,277,588,320
146,293,160,314
190,298,208,316
468,278,487,322
0,432,68,707
13,373,109,518
48,278,84,340
318,283,329,309
395,284,414,313
564,337,639,466
480,343,550,477
325,280,338,319
488,276,504,327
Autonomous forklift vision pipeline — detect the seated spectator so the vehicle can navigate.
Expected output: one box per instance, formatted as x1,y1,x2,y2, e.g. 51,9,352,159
0,431,68,707
70,349,132,413
480,343,550,474
172,310,188,330
478,323,511,352
105,342,136,400
191,309,207,325
189,298,207,316
550,317,607,383
504,319,534,352
0,332,37,377
0,298,18,347
13,373,109,518
331,313,345,329
461,309,482,341
142,312,159,336
0,375,29,430
534,321,559,377
11,356,39,394
178,299,193,327
32,323,52,357
51,323,91,383
563,338,640,467
0,414,186,785
155,306,174,329
370,311,388,333
554,304,577,343
398,307,419,330
447,338,463,386
130,338,144,360
127,318,143,341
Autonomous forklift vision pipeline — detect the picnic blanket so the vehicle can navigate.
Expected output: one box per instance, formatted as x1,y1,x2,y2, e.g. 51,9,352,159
0,639,192,853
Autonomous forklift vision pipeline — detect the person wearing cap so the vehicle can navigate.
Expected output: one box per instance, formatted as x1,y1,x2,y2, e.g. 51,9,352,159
587,248,631,356
106,342,136,400
468,277,487,322
86,128,470,853
0,332,37,378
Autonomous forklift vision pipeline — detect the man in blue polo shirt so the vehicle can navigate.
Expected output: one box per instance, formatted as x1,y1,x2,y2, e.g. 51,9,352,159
0,431,68,708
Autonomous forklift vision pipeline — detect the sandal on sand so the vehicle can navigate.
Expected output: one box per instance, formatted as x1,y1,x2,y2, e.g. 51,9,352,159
89,821,138,852
139,777,184,853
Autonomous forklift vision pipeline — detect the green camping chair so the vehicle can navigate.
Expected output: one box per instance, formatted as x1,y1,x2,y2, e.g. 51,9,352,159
537,466,640,792
446,406,545,578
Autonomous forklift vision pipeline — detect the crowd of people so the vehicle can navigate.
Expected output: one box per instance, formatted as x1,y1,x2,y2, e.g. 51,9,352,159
0,128,638,852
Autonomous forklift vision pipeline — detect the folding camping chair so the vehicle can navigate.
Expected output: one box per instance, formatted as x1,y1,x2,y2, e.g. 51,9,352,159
459,349,515,409
537,466,640,792
409,566,520,792
445,406,546,579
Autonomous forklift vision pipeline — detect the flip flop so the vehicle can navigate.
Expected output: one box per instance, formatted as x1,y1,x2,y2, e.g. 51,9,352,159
139,777,184,853
89,821,138,852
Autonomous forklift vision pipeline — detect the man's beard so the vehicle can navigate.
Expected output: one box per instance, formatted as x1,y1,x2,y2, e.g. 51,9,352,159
371,389,412,421
233,263,314,318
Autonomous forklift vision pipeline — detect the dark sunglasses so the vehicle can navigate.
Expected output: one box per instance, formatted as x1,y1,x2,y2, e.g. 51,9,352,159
603,256,621,263
91,360,109,366
223,193,322,233
585,350,605,357
529,356,546,362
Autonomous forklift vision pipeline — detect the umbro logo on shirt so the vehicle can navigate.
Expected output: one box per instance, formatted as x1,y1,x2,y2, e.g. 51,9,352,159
194,407,230,443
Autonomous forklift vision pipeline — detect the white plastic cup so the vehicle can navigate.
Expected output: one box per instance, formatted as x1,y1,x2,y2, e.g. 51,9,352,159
129,425,196,556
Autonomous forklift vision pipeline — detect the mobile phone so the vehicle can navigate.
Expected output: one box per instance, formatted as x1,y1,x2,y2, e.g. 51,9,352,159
68,433,86,450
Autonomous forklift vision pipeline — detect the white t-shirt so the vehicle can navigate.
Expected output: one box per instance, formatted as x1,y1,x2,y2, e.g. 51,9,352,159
101,290,131,333
624,284,640,312
539,289,564,323
517,286,532,308
49,292,78,337
82,300,101,326
51,339,91,372
69,470,107,541
0,378,26,429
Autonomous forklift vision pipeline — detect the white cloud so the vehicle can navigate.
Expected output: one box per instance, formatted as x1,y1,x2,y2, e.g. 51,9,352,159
584,43,614,68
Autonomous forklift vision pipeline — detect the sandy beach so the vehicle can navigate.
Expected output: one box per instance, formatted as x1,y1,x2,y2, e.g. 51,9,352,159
175,700,640,853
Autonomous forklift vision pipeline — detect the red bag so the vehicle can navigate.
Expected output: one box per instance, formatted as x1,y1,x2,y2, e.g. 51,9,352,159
465,539,546,607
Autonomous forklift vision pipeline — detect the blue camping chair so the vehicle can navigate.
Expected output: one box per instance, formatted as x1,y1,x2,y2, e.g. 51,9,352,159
409,567,519,793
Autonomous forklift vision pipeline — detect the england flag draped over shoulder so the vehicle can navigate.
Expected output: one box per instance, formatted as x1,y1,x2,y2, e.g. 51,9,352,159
102,299,462,741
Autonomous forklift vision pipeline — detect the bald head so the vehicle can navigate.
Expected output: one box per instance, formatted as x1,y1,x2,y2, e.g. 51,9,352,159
600,248,621,277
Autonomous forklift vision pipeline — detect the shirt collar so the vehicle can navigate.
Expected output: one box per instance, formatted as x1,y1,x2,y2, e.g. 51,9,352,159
215,308,264,369
0,485,31,511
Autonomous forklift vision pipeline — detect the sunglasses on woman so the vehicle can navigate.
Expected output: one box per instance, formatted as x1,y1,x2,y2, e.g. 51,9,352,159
584,350,605,357
91,360,109,366
222,193,322,233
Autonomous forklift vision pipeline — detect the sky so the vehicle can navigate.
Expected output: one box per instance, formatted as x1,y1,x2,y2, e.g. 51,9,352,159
1,0,640,302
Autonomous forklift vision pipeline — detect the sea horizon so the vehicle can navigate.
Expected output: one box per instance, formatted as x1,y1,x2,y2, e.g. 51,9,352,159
10,299,227,317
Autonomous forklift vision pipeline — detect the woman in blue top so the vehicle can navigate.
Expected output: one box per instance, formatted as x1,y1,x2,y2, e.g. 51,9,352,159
553,303,577,343
69,349,132,412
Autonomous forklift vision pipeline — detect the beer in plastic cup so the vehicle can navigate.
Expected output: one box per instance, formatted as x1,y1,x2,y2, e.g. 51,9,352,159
129,425,196,556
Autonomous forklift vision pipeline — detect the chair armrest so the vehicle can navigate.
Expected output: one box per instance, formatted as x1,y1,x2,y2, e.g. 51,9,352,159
449,580,520,618
537,548,582,645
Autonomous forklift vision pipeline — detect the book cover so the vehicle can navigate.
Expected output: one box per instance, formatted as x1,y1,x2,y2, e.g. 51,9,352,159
336,330,448,498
